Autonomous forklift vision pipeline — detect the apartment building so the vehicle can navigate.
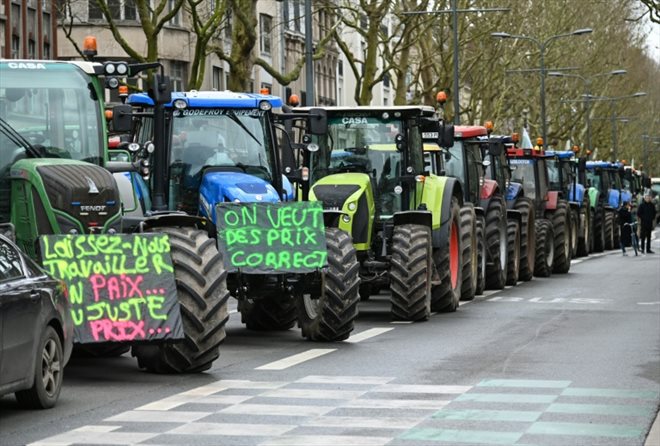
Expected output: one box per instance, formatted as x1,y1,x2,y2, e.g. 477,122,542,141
0,0,58,59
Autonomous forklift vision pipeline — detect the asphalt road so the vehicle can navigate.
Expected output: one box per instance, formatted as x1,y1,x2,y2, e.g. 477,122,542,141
2,236,659,446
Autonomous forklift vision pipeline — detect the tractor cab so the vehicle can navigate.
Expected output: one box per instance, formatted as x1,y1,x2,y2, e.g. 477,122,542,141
506,144,554,218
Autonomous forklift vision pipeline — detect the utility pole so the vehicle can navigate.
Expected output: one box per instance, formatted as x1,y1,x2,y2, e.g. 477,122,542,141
404,3,509,124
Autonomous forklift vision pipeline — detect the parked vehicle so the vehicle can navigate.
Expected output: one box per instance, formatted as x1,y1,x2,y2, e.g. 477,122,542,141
0,231,73,409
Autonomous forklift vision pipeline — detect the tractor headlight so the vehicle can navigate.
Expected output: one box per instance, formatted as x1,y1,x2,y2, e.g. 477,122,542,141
259,100,272,111
173,98,188,109
104,63,116,75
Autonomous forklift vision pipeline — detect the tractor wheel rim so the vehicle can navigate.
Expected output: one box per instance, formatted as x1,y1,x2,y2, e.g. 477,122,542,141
449,222,460,289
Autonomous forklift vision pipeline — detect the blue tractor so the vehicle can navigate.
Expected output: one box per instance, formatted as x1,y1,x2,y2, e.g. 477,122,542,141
126,91,361,344
546,150,590,258
585,161,619,251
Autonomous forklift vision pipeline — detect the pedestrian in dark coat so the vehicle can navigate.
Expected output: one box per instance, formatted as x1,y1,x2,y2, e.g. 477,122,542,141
618,202,634,255
637,193,657,254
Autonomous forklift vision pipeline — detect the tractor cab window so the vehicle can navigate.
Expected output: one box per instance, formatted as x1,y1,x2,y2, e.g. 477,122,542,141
547,159,561,190
510,159,537,199
586,170,601,191
445,140,465,181
0,64,104,167
311,116,404,215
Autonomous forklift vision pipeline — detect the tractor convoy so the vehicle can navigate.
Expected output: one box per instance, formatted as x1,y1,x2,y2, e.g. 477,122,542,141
0,50,646,376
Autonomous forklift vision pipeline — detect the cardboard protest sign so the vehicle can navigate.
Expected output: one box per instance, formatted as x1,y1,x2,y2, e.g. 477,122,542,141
216,202,328,274
39,233,184,344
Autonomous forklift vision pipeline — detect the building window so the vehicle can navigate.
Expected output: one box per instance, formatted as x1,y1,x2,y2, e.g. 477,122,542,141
43,42,50,59
170,61,186,91
168,0,181,26
212,66,224,90
293,0,301,32
11,35,19,59
338,59,343,77
28,40,35,59
89,0,137,21
260,14,272,55
383,73,390,88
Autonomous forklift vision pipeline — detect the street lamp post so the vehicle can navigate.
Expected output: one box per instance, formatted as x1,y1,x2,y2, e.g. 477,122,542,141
587,92,646,161
548,69,627,152
491,28,593,148
404,3,509,124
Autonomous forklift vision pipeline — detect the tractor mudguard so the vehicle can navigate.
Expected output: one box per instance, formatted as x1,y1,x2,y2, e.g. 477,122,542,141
420,176,461,248
139,213,211,234
506,208,522,223
607,189,620,209
545,191,559,211
393,210,433,229
569,183,585,205
506,182,523,205
480,178,499,200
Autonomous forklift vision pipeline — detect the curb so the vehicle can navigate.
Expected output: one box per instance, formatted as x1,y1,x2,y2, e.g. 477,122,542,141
645,408,660,446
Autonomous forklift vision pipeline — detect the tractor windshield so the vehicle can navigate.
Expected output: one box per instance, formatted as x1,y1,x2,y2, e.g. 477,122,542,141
170,108,274,183
510,159,537,199
0,63,104,169
547,159,562,191
310,116,405,214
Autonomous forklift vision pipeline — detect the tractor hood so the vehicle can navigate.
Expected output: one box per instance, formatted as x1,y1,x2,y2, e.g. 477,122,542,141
199,171,280,223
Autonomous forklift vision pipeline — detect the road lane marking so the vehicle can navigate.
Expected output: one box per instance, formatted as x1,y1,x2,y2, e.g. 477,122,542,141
304,415,421,429
399,428,522,445
255,348,336,370
432,408,542,422
345,327,394,343
547,402,654,416
168,421,296,436
477,379,571,388
562,388,659,399
373,384,471,394
527,421,643,438
28,431,159,446
390,320,413,324
220,403,334,417
456,393,557,403
105,410,210,423
297,375,394,385
261,435,391,446
260,388,366,399
343,398,449,410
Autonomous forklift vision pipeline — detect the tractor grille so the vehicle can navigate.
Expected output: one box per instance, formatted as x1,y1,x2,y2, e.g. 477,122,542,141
312,184,360,210
37,164,121,232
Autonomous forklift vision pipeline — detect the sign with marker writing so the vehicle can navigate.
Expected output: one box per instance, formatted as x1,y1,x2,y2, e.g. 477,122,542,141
216,202,327,273
39,234,184,344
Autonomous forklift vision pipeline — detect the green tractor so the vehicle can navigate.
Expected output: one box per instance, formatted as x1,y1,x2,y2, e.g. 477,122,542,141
0,59,229,373
289,106,462,320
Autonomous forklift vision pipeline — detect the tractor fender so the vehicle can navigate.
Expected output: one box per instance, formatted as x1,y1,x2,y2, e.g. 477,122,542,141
506,182,523,205
435,177,462,248
545,191,559,211
393,210,433,229
139,213,212,235
607,189,621,209
569,183,585,205
506,208,522,223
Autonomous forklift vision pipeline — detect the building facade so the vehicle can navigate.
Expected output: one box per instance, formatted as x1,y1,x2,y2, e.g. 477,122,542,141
0,0,58,59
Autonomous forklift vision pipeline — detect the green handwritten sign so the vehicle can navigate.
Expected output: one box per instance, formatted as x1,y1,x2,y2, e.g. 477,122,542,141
39,234,184,344
216,202,328,273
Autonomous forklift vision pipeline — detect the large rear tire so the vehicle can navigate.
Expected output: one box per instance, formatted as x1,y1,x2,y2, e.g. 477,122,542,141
431,198,463,311
390,224,432,321
534,219,554,278
593,207,605,252
604,210,615,250
576,199,591,257
239,297,297,331
297,228,360,341
132,227,229,373
459,204,477,301
485,197,508,289
548,200,571,274
514,197,535,281
505,220,520,286
475,215,487,295
570,207,579,259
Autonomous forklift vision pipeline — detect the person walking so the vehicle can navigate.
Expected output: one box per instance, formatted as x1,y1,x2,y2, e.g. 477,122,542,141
637,192,657,254
618,201,634,256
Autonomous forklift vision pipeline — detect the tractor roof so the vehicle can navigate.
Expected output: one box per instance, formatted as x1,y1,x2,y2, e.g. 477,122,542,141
506,146,551,158
127,90,283,108
294,105,436,117
545,150,576,160
1,59,101,75
586,160,613,169
454,125,488,139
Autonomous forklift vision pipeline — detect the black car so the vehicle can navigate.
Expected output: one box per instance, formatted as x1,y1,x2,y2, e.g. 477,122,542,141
0,233,73,409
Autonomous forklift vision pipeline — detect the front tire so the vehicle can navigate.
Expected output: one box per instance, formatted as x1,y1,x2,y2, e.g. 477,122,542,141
514,197,535,281
485,197,508,289
475,215,487,295
459,203,477,302
297,228,360,341
548,200,571,274
390,224,432,321
534,219,554,278
593,207,605,252
132,227,229,373
505,220,521,286
15,326,63,409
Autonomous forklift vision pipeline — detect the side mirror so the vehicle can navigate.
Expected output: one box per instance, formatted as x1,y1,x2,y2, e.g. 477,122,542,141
149,73,172,105
439,123,455,148
112,104,133,133
307,108,327,135
488,141,502,156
